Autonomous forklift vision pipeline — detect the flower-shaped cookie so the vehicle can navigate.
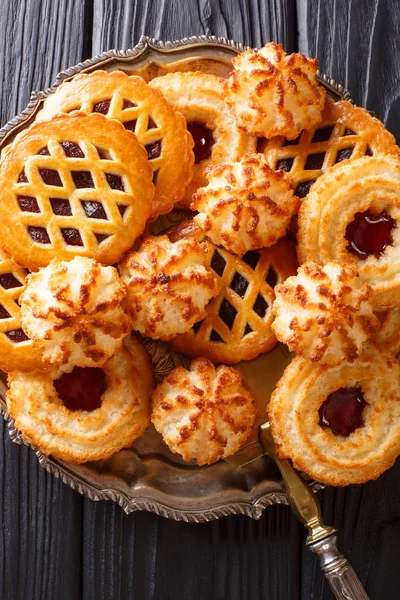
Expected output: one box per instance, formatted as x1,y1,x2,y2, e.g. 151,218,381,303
226,42,326,139
151,357,256,465
119,235,220,340
20,256,132,367
192,154,299,255
272,262,380,365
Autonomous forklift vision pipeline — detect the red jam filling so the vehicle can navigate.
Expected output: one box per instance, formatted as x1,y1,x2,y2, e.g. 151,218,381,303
345,210,395,259
187,122,214,163
54,367,106,411
318,386,366,436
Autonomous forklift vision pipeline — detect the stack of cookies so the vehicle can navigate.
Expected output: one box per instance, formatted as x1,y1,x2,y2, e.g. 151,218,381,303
1,42,399,484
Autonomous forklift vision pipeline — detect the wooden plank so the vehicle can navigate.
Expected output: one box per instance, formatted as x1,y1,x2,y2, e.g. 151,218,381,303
0,1,87,599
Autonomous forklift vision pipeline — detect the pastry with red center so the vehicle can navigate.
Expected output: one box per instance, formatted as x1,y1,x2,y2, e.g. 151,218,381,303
6,336,154,464
150,71,256,208
297,154,400,309
225,42,326,139
151,357,256,466
268,345,400,485
20,256,132,367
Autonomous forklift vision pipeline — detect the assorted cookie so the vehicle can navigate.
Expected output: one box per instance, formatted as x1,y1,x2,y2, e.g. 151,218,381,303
1,41,399,483
38,71,194,219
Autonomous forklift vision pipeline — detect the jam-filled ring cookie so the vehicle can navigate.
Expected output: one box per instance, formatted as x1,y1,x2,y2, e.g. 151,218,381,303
6,336,153,464
298,154,400,309
225,42,326,139
38,71,194,219
373,308,400,356
268,345,400,485
260,98,399,200
0,248,43,372
20,256,132,367
168,221,298,364
152,357,256,466
150,71,256,208
0,112,154,270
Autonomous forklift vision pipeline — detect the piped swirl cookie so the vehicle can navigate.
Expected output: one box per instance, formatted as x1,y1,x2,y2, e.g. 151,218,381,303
225,42,326,139
192,154,299,255
297,154,400,309
6,336,153,464
20,257,132,367
0,112,154,270
119,234,219,340
37,71,194,219
268,346,400,485
0,248,43,372
272,262,379,366
260,98,399,200
151,357,256,466
169,221,298,364
150,71,256,208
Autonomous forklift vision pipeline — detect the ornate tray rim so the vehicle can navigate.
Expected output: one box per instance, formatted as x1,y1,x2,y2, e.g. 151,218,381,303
0,35,341,521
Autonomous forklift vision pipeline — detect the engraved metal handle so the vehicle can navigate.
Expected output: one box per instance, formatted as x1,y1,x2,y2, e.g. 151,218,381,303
259,423,369,599
309,535,369,599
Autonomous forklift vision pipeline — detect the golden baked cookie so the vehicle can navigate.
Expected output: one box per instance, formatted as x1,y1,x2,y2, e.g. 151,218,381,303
6,335,153,464
20,256,132,367
268,345,400,485
0,112,153,270
272,262,379,366
297,154,400,309
118,234,219,341
169,221,298,364
37,71,194,219
260,98,399,200
373,308,400,356
151,357,256,466
225,42,326,139
0,248,43,372
150,71,256,208
192,154,299,255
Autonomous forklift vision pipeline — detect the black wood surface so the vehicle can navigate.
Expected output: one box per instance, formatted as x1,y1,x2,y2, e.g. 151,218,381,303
0,1,399,598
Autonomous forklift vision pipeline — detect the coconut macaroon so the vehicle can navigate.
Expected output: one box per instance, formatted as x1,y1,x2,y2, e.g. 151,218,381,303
272,262,380,366
119,235,220,340
225,42,326,139
151,358,256,466
20,256,132,367
192,154,299,256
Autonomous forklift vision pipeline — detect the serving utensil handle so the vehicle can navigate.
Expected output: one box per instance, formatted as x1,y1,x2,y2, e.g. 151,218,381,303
309,534,369,599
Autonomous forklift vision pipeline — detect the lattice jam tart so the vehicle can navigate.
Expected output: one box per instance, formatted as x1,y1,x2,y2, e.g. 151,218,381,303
0,112,154,270
150,72,256,208
37,71,194,219
259,98,399,200
168,221,298,364
0,248,43,372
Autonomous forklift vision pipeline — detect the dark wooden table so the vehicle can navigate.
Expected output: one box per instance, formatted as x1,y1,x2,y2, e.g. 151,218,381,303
1,1,399,598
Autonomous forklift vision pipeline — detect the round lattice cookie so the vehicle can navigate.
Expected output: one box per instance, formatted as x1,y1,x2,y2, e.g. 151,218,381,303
0,112,154,270
150,72,256,208
168,221,298,363
37,71,194,219
259,98,399,200
0,248,43,372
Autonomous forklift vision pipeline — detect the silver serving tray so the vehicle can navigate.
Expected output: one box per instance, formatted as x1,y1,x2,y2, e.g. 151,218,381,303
0,36,349,522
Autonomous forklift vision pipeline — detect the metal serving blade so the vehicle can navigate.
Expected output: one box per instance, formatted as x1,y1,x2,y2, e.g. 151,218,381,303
228,421,369,600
